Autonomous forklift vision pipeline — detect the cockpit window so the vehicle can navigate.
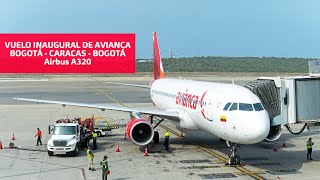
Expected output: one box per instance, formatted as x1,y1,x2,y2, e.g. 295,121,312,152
239,103,253,111
253,103,264,111
229,103,238,111
223,102,231,110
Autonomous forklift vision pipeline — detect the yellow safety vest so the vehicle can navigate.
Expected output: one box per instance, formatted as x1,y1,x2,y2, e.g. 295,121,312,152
307,141,313,149
93,132,98,139
165,131,170,137
87,149,93,158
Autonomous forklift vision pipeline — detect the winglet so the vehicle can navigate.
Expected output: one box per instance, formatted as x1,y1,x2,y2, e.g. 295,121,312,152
153,32,166,80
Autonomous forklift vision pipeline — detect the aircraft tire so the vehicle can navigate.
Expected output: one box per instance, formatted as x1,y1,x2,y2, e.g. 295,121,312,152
72,145,79,157
235,155,240,165
153,131,159,144
48,151,53,156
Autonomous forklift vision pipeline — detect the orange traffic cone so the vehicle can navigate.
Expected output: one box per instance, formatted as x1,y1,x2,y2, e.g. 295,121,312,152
180,131,184,138
123,133,127,140
0,141,2,149
11,133,15,140
273,143,277,152
283,139,286,147
144,147,149,156
116,144,120,152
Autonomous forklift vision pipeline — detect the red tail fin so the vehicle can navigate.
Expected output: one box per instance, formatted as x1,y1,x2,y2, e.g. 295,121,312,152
153,32,166,80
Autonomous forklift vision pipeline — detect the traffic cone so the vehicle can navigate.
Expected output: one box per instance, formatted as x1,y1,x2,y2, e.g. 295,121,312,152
180,131,184,138
283,139,286,147
116,144,120,152
11,133,15,140
123,133,127,140
273,143,277,152
0,141,2,149
144,147,149,156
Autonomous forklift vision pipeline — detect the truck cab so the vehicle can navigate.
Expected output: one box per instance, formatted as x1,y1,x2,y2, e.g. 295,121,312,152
47,118,93,157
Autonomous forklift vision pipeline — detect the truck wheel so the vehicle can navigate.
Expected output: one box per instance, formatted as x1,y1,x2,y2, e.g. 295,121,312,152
48,151,53,156
97,131,102,137
72,146,79,157
153,131,159,144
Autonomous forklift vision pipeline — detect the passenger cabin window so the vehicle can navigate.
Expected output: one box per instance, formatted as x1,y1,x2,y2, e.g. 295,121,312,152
239,103,253,111
253,103,264,111
223,102,231,110
229,103,238,111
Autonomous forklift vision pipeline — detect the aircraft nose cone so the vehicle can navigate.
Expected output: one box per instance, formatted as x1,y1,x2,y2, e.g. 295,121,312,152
243,111,270,144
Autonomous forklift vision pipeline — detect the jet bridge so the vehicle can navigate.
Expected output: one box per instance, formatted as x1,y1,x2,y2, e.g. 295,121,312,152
245,74,320,134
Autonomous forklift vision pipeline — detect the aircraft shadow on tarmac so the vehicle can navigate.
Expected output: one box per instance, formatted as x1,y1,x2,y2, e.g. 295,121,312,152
149,128,320,176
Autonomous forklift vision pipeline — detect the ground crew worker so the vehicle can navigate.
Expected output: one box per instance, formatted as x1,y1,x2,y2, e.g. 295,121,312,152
34,128,42,146
100,155,109,180
87,146,96,171
307,137,314,160
93,131,98,150
164,130,170,150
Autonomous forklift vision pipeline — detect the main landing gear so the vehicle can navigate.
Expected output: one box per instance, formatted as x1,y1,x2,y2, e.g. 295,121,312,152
150,115,163,144
226,141,240,166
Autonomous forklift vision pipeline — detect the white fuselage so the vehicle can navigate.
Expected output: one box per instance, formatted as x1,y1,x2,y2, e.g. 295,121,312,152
150,78,270,144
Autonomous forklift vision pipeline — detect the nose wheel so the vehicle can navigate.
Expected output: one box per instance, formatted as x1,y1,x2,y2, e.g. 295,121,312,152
226,142,241,166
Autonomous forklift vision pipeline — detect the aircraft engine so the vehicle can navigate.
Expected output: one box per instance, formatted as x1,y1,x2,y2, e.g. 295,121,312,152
264,125,282,142
126,118,154,146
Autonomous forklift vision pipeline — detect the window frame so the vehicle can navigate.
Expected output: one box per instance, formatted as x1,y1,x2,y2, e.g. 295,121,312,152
229,103,238,111
239,103,254,111
223,102,232,111
253,103,264,111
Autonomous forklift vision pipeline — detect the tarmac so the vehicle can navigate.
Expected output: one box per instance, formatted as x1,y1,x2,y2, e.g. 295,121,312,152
0,75,319,180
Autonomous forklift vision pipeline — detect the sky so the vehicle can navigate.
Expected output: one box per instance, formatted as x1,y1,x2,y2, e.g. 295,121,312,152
0,0,319,59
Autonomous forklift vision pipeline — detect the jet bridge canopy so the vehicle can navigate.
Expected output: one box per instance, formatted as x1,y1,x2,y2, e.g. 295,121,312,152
246,76,320,126
244,80,280,122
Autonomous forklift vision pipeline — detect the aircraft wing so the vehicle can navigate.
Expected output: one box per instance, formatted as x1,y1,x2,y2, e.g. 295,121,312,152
89,77,150,89
102,82,150,89
13,97,180,121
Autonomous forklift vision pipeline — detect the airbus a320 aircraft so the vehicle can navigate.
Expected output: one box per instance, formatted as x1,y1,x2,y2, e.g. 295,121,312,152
14,32,271,165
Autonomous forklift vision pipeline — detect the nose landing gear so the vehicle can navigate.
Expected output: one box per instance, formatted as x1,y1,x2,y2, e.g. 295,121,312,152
226,141,241,166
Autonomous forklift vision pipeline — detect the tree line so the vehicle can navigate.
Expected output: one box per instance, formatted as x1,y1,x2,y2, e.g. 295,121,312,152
136,57,313,73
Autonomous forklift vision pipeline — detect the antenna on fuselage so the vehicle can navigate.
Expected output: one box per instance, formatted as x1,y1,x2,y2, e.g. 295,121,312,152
232,79,235,85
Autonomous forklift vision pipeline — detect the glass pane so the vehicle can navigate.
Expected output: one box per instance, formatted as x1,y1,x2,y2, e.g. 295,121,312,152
223,102,231,110
53,126,76,135
253,103,264,111
239,103,253,111
229,103,238,111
